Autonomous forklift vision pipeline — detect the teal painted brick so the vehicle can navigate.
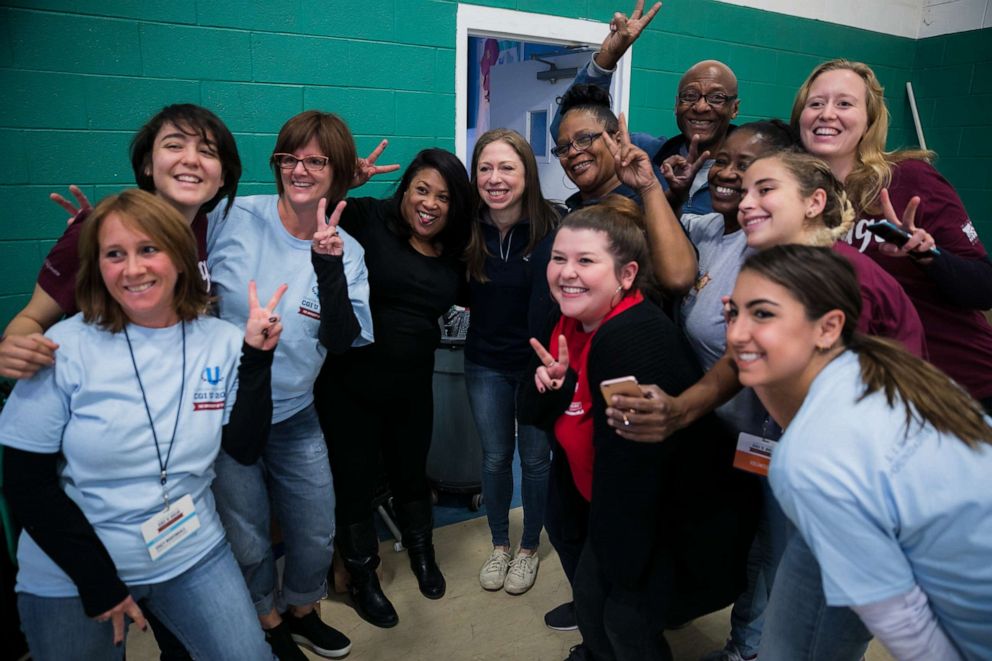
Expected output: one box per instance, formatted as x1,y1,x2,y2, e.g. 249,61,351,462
196,0,303,33
958,129,992,157
516,0,584,18
0,241,44,295
971,63,992,94
923,127,963,157
461,0,517,11
727,44,779,86
26,130,134,184
628,105,672,140
737,82,792,120
352,180,396,199
941,28,992,66
0,185,86,241
304,87,396,135
2,0,195,23
775,52,822,90
700,2,761,46
0,294,32,332
251,33,351,86
85,77,201,130
234,134,281,183
0,10,14,68
236,182,278,197
749,11,808,53
938,158,992,189
301,0,396,40
0,71,89,129
140,24,252,81
348,42,435,91
8,10,142,75
913,63,974,99
395,91,455,136
914,35,945,69
202,82,303,133
843,31,915,70
355,136,428,173
667,34,732,75
395,1,455,48
933,94,992,127
630,69,679,109
634,31,681,73
434,48,456,94
435,137,455,153
0,130,31,185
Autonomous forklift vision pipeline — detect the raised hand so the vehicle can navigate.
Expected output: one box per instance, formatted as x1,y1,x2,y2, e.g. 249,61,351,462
245,281,288,351
351,139,401,189
605,384,683,442
660,134,710,199
596,1,663,71
603,113,660,193
878,188,935,260
49,185,93,225
95,594,146,646
529,335,570,393
0,333,59,379
312,198,347,257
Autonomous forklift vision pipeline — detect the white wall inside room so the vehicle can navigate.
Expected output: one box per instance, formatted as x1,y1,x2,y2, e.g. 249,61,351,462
715,0,991,38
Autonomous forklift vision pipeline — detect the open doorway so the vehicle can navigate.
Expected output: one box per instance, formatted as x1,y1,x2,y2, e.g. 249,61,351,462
456,5,632,203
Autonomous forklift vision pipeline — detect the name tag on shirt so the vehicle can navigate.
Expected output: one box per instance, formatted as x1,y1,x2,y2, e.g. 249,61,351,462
140,494,200,561
733,432,777,476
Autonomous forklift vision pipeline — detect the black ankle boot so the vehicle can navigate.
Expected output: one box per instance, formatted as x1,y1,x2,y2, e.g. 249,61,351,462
336,519,399,627
394,499,446,599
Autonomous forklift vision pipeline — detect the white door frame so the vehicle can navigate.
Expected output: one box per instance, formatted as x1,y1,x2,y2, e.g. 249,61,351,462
455,4,632,166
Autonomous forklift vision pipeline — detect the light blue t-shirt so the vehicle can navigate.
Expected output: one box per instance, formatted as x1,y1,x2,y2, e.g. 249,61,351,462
0,315,244,595
770,350,992,659
207,195,373,422
679,212,765,435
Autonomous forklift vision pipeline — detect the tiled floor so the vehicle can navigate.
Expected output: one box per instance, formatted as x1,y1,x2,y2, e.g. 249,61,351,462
126,508,894,660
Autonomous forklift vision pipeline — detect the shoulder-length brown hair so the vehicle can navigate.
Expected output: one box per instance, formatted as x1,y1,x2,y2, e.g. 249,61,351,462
270,110,357,204
77,189,210,332
790,59,931,215
466,129,560,282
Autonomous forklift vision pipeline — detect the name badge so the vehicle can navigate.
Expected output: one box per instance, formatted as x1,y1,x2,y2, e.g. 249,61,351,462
733,432,777,477
140,494,200,561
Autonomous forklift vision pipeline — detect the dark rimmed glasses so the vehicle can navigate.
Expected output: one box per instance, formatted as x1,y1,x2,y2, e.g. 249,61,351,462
677,91,737,107
551,132,604,158
272,153,330,172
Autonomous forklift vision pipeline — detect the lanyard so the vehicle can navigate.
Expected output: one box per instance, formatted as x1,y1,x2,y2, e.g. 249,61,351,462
124,321,187,510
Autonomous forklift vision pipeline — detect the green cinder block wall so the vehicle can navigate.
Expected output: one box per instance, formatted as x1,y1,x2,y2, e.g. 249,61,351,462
0,1,989,329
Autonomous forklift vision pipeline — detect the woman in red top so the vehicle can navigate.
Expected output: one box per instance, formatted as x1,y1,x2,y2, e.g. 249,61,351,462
520,196,755,661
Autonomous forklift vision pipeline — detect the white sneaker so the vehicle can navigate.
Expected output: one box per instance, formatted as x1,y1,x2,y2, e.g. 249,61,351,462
479,547,511,590
504,549,539,594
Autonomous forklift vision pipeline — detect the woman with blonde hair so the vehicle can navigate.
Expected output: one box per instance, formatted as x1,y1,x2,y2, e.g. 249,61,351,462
727,244,992,660
792,58,992,411
465,129,560,595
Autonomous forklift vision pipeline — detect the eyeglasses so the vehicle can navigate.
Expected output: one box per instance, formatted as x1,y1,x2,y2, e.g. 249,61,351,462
677,91,737,107
551,132,604,158
272,153,330,172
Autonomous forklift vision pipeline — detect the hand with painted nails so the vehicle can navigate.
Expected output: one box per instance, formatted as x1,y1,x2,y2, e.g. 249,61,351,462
877,188,934,262
595,1,663,71
530,335,570,393
660,133,710,200
245,281,287,351
352,139,401,188
605,383,685,442
49,184,93,226
604,113,659,194
312,198,347,257
95,594,146,647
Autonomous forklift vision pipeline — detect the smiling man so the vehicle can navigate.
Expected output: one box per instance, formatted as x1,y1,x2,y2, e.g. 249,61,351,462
550,2,740,216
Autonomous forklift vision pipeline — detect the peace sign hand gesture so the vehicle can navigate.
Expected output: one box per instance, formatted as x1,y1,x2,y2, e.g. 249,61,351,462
530,335,570,394
603,113,660,194
351,139,401,189
878,188,935,261
596,1,663,71
660,134,710,199
312,198,347,257
245,281,288,351
49,184,93,226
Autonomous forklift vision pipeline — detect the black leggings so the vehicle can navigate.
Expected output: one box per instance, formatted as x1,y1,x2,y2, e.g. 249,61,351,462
316,349,435,527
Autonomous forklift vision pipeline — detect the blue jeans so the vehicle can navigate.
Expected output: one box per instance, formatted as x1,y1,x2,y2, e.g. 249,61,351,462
728,477,790,657
759,529,872,661
464,359,551,550
212,404,335,616
18,541,272,661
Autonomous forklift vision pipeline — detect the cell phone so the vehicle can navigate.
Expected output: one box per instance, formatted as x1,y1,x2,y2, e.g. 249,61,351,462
865,220,941,257
599,376,641,406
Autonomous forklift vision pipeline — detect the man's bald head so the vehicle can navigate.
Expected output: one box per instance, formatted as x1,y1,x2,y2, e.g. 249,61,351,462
675,60,740,150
